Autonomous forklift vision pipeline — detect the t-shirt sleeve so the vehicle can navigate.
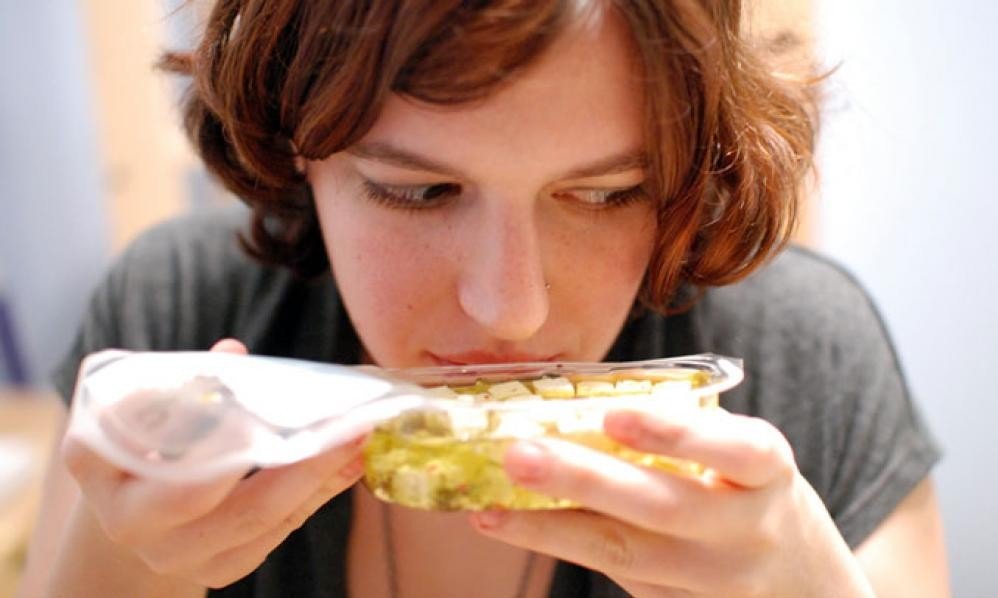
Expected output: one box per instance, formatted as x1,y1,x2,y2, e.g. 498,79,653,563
50,208,249,406
806,281,942,548
702,248,942,549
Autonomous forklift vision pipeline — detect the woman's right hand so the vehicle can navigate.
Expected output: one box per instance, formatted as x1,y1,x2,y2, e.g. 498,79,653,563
60,339,367,589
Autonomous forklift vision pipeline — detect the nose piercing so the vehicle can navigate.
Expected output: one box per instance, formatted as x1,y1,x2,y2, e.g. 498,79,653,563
545,282,552,290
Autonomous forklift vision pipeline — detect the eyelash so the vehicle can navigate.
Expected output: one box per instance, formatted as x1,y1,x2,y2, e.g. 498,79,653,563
360,180,647,211
558,186,647,209
360,180,461,210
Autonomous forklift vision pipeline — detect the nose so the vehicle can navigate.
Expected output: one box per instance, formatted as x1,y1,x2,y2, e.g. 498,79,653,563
457,201,550,341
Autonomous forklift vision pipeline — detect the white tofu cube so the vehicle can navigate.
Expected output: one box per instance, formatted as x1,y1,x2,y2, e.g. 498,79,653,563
531,376,575,398
447,407,490,436
575,380,615,397
390,467,433,507
426,385,459,398
490,412,546,438
614,379,653,395
486,380,533,400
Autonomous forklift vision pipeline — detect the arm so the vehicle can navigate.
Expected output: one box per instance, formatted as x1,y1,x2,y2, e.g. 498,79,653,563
473,408,948,597
17,411,205,598
18,340,367,597
17,408,204,598
855,477,951,598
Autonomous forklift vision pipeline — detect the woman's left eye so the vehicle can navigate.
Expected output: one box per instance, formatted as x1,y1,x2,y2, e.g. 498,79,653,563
556,185,647,208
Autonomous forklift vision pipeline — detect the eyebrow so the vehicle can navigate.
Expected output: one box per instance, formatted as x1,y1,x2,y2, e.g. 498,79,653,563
347,142,646,180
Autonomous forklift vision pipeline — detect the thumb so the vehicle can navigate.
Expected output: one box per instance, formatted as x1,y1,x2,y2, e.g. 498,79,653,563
210,338,249,355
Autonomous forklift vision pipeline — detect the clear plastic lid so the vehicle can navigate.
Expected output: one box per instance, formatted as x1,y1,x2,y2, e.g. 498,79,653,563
385,353,741,401
67,350,742,485
67,350,425,481
371,354,742,438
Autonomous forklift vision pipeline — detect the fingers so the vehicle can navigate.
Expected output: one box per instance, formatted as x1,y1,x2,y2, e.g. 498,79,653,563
133,435,366,576
63,435,247,541
65,337,258,540
603,409,797,489
471,508,708,591
161,436,365,554
189,463,360,588
503,439,728,538
210,338,248,354
62,336,366,587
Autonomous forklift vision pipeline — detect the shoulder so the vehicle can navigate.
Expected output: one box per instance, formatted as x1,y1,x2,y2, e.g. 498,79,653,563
96,203,306,350
111,202,262,314
695,246,894,371
118,202,254,280
691,245,913,446
695,248,940,548
110,203,353,360
55,204,354,400
705,245,881,335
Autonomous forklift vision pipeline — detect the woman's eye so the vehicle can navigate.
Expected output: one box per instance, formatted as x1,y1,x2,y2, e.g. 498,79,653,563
361,180,461,209
555,185,646,208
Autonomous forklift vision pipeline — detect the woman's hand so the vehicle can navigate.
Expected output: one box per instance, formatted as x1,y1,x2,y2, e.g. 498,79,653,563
472,408,876,598
60,339,367,589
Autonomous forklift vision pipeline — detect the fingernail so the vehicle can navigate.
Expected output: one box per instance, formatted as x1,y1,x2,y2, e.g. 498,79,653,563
505,441,549,483
604,411,643,443
473,510,507,530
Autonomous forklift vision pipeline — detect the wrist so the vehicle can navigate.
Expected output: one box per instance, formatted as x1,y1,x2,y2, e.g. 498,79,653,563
43,499,205,598
794,479,876,598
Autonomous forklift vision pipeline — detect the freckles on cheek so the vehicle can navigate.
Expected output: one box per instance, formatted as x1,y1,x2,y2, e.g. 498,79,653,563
579,229,653,285
329,219,451,356
342,231,411,301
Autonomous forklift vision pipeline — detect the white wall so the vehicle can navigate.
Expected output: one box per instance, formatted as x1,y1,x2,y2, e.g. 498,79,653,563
815,1,997,595
0,1,110,386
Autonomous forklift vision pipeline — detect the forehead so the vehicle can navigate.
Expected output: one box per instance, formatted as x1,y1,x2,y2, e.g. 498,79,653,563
359,12,646,181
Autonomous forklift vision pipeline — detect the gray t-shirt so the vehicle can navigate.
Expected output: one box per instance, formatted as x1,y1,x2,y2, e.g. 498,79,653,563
55,204,940,597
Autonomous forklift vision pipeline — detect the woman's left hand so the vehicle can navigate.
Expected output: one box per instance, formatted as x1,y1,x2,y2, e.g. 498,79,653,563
471,408,876,598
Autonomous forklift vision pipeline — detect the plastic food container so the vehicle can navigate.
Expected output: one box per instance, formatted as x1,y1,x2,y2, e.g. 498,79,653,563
68,351,741,511
362,354,743,510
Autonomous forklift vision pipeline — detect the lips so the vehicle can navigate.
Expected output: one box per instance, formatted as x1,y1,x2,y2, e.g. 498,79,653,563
428,350,561,366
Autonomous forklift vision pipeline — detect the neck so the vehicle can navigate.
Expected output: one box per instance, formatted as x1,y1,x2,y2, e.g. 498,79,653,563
347,486,555,598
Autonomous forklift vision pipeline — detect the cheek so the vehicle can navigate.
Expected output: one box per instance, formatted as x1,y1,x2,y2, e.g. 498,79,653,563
544,208,656,357
549,210,655,298
317,199,456,364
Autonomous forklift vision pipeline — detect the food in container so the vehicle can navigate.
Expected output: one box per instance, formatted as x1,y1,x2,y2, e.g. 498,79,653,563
68,351,741,510
363,355,743,510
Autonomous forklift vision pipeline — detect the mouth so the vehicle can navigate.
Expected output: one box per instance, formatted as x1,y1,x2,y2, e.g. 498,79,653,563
427,351,562,367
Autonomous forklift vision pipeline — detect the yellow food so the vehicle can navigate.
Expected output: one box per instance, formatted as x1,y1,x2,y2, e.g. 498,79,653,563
363,367,718,511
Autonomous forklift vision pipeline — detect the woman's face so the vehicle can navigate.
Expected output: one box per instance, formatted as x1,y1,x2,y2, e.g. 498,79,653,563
308,14,656,367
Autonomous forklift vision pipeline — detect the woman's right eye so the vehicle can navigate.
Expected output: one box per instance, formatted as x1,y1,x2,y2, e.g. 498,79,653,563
360,180,462,210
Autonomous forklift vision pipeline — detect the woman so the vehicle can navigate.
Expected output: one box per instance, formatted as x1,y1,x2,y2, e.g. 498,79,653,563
19,1,949,596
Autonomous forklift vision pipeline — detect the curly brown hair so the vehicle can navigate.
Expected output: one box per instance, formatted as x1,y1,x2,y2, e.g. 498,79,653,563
162,0,816,313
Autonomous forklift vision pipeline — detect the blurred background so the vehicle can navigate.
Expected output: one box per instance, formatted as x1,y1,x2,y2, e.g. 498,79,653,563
0,1,994,596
